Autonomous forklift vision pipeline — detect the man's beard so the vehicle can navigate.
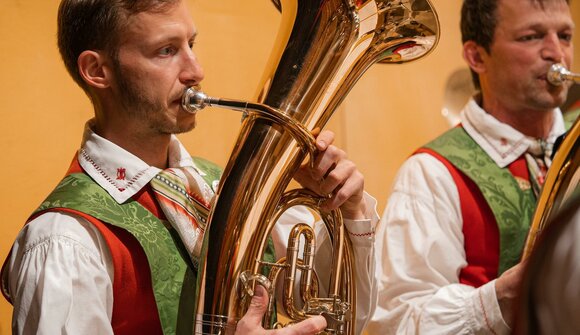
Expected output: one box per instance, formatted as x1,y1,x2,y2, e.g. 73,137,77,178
112,59,195,135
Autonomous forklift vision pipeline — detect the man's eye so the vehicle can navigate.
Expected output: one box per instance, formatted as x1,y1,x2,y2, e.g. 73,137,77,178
559,33,573,42
159,47,175,56
518,34,540,42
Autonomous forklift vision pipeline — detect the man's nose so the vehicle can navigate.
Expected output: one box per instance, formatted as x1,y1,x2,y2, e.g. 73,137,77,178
541,33,566,64
180,49,205,86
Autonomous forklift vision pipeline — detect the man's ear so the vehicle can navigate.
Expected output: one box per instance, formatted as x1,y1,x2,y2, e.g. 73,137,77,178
463,40,487,75
78,50,111,89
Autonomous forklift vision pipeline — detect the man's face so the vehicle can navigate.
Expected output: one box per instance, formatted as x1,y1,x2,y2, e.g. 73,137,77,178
110,0,204,135
479,0,574,113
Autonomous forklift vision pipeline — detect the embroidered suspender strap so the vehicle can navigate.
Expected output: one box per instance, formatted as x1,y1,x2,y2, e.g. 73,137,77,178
151,168,209,269
35,173,190,335
423,126,536,274
189,156,279,276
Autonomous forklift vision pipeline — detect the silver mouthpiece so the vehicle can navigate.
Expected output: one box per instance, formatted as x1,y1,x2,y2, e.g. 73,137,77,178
182,87,210,114
547,63,580,86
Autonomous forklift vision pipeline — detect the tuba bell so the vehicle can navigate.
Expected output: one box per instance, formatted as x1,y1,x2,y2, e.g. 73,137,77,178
185,0,439,333
521,63,580,260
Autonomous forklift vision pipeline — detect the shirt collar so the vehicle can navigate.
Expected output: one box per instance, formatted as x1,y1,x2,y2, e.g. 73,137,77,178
77,119,203,204
461,97,566,168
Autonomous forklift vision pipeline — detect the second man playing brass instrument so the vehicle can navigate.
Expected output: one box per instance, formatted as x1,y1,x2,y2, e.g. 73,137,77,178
369,0,575,334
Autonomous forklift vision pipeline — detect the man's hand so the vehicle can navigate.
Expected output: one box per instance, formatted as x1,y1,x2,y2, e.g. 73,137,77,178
495,261,527,327
293,130,367,220
235,285,327,334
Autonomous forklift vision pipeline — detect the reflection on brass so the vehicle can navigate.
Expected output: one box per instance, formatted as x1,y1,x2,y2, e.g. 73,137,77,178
189,1,440,334
522,117,580,260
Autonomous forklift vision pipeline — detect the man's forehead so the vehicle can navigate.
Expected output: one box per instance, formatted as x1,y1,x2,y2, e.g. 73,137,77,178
497,0,570,12
496,0,572,27
120,1,197,43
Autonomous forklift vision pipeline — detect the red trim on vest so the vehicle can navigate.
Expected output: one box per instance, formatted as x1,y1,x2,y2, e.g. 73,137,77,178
507,156,530,181
417,148,499,287
67,154,83,174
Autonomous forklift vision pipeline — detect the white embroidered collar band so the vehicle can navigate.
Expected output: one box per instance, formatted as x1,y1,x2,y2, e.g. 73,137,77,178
77,119,203,204
461,97,565,169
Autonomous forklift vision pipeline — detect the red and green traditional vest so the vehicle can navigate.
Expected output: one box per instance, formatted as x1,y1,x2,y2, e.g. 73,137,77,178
418,126,536,287
2,156,279,334
4,156,244,334
42,157,224,334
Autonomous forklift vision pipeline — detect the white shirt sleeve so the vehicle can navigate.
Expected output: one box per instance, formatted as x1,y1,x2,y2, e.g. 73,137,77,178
272,192,378,335
5,212,114,335
367,153,510,335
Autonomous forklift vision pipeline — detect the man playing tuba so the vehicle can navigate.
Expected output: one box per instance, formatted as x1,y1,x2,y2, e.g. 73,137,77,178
369,0,575,333
1,0,379,334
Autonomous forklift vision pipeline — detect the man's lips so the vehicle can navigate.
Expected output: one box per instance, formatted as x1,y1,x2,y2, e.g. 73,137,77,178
172,93,186,107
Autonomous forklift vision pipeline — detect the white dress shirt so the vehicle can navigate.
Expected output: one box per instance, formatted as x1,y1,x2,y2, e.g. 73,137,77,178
3,120,378,335
367,98,565,335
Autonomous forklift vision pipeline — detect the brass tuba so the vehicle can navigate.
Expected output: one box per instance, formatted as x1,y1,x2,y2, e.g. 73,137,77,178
184,0,439,333
521,63,580,260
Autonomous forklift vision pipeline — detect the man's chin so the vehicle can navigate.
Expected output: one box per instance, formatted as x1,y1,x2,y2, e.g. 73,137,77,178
172,120,196,134
535,87,568,110
156,120,196,136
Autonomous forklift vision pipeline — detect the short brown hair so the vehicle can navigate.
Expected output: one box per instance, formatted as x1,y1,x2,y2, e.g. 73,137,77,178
57,0,180,93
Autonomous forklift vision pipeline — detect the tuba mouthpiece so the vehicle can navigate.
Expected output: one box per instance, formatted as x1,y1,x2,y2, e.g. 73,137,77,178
547,63,568,86
547,63,580,86
182,87,209,114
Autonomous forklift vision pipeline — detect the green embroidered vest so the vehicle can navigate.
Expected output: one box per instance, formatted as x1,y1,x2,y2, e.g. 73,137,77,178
33,156,281,333
34,157,225,334
424,127,536,274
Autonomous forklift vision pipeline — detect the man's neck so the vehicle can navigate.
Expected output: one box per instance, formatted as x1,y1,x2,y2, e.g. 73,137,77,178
480,95,555,140
93,115,171,169
115,133,170,169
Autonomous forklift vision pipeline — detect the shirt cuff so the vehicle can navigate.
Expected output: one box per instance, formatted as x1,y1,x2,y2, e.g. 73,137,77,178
472,280,511,334
343,192,379,244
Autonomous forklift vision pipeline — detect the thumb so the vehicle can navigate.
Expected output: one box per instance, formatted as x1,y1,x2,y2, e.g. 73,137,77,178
243,285,269,326
287,315,327,334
